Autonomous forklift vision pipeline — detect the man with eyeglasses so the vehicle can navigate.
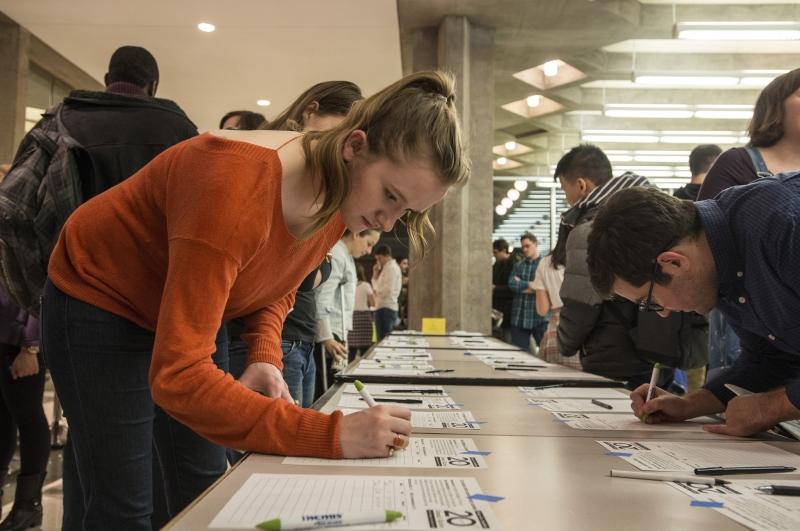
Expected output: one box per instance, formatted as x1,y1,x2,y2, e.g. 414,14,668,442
587,179,800,437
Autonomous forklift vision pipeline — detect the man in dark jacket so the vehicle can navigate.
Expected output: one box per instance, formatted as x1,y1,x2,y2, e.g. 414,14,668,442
491,239,515,340
673,144,722,201
57,46,197,200
555,144,707,389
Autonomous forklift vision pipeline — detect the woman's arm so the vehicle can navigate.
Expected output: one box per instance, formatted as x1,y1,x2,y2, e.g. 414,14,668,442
535,289,551,317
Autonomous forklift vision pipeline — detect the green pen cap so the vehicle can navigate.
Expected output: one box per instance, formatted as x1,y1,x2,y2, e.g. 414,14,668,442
354,380,365,391
386,510,403,522
256,518,280,530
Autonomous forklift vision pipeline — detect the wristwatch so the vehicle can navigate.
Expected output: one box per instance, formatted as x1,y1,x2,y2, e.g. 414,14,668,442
24,346,40,355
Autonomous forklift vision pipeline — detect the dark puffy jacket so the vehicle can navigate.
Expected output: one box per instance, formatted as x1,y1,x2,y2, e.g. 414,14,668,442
60,90,197,200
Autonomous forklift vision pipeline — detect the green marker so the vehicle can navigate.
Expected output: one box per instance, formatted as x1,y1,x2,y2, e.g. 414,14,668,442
354,380,376,406
256,510,402,530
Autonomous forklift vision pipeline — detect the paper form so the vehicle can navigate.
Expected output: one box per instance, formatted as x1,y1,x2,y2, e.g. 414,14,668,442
371,352,434,361
503,369,608,380
351,367,428,376
381,338,430,348
342,384,447,396
209,474,502,530
669,479,800,531
597,440,800,472
357,360,435,370
336,394,461,410
528,398,631,412
552,412,719,431
519,387,629,399
283,438,487,469
339,408,480,430
372,347,431,355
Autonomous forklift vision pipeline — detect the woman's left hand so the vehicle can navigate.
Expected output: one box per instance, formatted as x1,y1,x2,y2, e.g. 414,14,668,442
239,362,294,402
10,349,39,379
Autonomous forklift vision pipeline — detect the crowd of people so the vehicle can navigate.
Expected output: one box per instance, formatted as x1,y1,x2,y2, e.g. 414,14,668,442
1,39,799,530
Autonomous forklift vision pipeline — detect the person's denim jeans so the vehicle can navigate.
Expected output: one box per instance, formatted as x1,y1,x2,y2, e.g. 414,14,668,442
281,340,316,408
375,308,398,341
42,280,228,531
510,323,548,352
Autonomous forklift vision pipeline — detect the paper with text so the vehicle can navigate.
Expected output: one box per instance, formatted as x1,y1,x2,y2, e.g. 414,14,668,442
339,408,480,430
597,440,800,472
519,387,628,399
553,412,719,431
283,438,487,469
337,394,460,410
342,384,447,396
528,398,631,412
209,474,502,529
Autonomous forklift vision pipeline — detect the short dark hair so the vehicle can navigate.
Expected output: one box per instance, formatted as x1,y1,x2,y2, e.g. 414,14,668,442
493,239,509,253
689,144,722,176
106,46,159,87
355,263,367,282
748,68,800,148
520,232,538,244
587,187,702,296
373,244,392,257
218,111,266,130
554,144,613,186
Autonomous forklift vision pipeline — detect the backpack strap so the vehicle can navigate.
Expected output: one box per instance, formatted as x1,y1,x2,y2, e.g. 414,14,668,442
745,146,773,178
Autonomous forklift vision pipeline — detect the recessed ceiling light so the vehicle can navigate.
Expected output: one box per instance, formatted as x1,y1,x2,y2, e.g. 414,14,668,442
526,95,541,108
514,180,528,191
497,156,508,165
501,198,513,209
542,60,560,77
197,22,215,33
504,141,517,151
507,189,520,200
257,99,271,107
495,205,508,216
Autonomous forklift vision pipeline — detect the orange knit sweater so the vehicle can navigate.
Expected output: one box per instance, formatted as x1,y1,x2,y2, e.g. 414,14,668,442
49,132,345,457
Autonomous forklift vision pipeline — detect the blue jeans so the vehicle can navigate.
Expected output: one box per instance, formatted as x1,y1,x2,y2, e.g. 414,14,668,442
42,281,229,531
281,340,316,408
510,323,548,351
375,308,398,341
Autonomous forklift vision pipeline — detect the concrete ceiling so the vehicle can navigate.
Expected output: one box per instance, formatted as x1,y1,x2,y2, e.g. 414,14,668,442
397,0,800,239
0,0,402,131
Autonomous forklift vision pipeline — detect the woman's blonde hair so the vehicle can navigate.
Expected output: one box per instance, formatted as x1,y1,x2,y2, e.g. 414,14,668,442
301,70,470,256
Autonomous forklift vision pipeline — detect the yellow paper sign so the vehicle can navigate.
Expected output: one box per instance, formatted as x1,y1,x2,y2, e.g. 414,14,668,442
421,317,447,335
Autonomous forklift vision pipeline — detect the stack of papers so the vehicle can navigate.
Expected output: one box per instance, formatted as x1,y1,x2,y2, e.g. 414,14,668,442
381,337,430,348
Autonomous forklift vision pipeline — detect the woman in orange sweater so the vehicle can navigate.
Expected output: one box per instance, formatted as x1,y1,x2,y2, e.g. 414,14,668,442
42,70,469,529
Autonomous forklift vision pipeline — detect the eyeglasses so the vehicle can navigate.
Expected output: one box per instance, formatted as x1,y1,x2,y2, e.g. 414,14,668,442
638,260,665,313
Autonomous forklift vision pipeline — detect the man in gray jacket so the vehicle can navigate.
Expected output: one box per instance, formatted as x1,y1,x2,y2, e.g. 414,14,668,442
555,145,706,388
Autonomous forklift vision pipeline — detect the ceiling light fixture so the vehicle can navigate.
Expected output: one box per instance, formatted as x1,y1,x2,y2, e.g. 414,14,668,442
256,99,271,107
635,75,740,87
542,60,560,77
197,22,216,32
675,21,800,41
507,189,520,201
495,205,507,216
497,156,508,165
501,198,513,209
526,95,541,108
505,141,517,151
514,180,528,191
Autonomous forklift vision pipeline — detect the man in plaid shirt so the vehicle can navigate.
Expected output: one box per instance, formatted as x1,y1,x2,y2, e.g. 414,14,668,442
508,233,548,351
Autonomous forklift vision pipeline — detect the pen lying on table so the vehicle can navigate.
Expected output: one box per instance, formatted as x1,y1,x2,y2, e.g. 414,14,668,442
756,485,800,496
610,469,729,486
358,397,424,404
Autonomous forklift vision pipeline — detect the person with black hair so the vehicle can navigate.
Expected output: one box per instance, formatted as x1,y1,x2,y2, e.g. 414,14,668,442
492,239,515,341
674,144,722,201
587,179,800,437
553,144,707,389
219,110,266,130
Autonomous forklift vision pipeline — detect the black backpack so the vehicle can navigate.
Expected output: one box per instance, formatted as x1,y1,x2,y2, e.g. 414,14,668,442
607,304,709,369
0,104,85,316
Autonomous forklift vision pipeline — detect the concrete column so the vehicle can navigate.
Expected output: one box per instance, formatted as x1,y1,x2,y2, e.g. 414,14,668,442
0,18,29,163
406,15,494,333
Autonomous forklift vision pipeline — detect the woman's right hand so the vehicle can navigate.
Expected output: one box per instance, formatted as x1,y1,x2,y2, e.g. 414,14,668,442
339,405,412,458
630,384,692,423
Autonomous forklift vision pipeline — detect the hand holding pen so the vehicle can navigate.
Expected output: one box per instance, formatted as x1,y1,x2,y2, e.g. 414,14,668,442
338,381,412,458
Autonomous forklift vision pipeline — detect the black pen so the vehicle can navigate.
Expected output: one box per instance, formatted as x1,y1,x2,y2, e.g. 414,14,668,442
591,399,614,410
530,384,565,390
359,397,423,404
425,369,454,374
756,485,800,496
494,367,538,371
694,466,797,476
384,389,444,394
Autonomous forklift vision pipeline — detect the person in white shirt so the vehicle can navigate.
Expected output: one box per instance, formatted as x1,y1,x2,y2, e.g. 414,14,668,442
371,244,402,340
348,264,376,358
314,230,379,388
532,253,580,369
